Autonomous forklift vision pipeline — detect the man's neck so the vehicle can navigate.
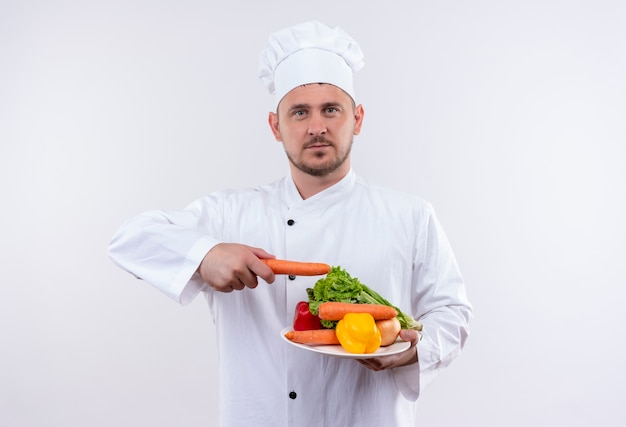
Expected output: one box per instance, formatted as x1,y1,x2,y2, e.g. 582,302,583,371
290,166,350,200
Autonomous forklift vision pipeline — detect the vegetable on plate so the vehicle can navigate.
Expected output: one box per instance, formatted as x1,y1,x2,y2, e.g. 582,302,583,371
307,266,423,331
318,301,397,321
335,312,382,354
292,301,323,331
376,317,402,346
284,329,340,345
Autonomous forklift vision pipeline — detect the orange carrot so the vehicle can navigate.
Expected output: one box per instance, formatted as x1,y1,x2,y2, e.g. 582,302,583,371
284,329,340,345
261,259,331,276
318,302,398,321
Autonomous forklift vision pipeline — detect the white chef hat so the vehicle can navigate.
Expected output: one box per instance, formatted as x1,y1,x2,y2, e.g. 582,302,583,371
259,21,364,106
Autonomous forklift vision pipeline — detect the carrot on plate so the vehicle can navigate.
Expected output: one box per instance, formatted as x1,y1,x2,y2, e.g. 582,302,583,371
318,302,398,321
284,329,340,345
261,259,331,276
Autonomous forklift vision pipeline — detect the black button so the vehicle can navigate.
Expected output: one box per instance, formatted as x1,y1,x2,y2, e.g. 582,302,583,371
288,275,296,280
289,391,297,399
287,219,295,226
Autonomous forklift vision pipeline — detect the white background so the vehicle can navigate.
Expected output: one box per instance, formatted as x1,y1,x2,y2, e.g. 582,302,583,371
1,1,625,426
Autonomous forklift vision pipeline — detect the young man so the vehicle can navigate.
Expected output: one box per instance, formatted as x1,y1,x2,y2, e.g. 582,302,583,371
109,21,472,426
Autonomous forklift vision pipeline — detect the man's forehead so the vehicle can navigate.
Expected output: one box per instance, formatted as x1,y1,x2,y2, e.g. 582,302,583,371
279,83,352,110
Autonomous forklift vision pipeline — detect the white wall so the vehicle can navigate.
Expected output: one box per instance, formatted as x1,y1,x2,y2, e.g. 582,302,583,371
1,1,625,426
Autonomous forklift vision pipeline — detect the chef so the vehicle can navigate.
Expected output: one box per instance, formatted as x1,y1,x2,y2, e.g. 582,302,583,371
109,21,472,427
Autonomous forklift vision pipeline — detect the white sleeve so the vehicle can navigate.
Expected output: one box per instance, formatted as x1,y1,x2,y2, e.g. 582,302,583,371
392,203,473,400
108,206,222,305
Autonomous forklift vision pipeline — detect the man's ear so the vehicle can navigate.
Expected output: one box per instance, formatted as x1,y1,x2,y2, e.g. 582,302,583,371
268,112,282,141
353,104,365,136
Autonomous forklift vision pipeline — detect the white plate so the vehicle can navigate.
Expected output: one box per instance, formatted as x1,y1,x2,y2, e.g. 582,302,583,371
280,326,411,359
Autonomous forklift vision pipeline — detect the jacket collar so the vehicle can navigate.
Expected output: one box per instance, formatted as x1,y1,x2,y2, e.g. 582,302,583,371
284,169,356,211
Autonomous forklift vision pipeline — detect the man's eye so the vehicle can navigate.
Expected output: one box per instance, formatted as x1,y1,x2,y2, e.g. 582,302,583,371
325,107,338,114
293,110,306,117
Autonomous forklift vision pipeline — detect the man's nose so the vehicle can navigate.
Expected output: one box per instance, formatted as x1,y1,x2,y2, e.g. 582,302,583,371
308,113,327,135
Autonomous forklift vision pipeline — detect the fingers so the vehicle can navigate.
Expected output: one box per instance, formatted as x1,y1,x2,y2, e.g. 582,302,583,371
357,358,385,371
230,258,263,289
399,329,420,347
247,246,275,261
198,243,276,293
357,354,401,371
247,253,276,285
357,349,415,371
357,331,421,371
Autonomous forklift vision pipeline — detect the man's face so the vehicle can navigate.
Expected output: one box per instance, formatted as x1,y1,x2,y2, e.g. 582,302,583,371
268,84,364,178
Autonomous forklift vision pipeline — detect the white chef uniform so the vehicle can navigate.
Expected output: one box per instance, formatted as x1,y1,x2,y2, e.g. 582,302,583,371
108,170,472,426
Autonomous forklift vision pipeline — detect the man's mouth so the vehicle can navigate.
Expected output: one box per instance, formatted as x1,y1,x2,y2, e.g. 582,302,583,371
306,137,332,149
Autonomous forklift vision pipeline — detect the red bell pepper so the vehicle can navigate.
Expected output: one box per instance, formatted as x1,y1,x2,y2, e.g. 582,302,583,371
293,301,323,331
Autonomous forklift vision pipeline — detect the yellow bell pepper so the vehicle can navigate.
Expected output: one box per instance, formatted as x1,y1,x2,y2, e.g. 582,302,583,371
336,312,382,354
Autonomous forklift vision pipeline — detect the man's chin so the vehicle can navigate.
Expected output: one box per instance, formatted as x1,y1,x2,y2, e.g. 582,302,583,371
287,150,350,178
298,161,343,177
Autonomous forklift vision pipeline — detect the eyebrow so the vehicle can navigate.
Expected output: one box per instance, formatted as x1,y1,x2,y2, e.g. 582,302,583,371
287,102,344,113
287,103,310,112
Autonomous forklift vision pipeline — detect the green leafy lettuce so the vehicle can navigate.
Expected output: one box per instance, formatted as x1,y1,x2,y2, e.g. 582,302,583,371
306,266,423,331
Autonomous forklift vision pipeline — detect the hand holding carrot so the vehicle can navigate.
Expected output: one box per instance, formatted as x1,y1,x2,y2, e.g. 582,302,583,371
198,243,276,293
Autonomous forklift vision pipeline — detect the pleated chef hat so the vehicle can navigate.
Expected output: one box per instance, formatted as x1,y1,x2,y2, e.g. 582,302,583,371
259,21,364,106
